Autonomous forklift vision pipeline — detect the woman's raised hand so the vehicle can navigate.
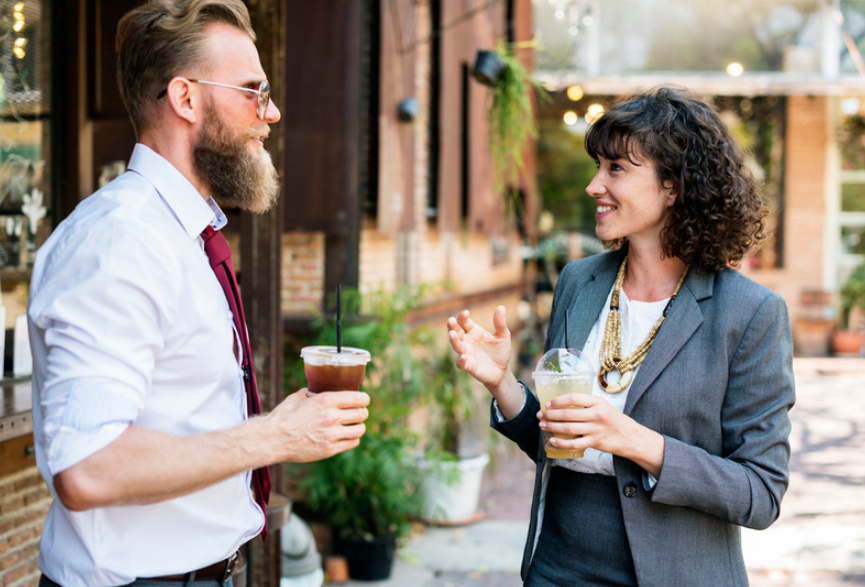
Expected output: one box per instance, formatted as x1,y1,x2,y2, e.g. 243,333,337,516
447,305,512,389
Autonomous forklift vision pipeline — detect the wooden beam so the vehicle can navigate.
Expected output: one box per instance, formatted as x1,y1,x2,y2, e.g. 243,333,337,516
242,0,285,585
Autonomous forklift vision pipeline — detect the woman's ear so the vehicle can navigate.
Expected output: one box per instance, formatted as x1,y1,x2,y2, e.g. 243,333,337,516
165,77,199,124
662,180,678,204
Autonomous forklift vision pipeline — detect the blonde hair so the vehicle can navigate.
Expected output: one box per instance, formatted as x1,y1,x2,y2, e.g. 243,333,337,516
116,0,255,136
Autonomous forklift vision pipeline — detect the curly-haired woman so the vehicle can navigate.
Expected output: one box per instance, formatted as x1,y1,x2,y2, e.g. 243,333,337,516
447,87,795,586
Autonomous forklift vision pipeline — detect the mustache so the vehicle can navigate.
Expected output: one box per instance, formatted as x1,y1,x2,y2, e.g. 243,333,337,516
247,128,270,142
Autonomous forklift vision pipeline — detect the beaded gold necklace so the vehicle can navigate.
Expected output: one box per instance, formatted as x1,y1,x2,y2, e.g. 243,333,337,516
598,255,689,393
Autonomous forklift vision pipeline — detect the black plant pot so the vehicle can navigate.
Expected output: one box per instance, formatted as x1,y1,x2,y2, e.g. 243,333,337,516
472,50,506,87
338,535,397,581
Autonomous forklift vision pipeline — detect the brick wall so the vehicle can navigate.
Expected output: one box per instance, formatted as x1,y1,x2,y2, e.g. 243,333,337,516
281,226,524,317
356,228,523,298
358,229,398,294
408,229,522,295
0,463,51,587
747,95,833,353
281,232,325,315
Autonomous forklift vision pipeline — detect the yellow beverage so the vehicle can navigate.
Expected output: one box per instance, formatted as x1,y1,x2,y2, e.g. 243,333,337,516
535,374,593,459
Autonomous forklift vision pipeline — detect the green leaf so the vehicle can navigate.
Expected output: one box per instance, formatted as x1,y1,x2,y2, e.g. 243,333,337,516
487,42,549,205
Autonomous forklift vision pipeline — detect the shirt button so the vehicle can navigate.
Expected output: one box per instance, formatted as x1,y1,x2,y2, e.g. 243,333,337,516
623,482,638,498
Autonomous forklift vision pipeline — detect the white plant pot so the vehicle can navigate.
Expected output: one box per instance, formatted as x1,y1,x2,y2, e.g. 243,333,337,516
420,452,489,525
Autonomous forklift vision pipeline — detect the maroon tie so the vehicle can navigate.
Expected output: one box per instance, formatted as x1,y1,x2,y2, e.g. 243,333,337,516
201,225,271,541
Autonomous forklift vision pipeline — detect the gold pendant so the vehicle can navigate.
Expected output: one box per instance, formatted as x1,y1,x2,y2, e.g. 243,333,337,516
597,367,632,394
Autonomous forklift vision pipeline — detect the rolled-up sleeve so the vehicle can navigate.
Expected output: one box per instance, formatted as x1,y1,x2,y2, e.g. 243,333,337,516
29,216,178,476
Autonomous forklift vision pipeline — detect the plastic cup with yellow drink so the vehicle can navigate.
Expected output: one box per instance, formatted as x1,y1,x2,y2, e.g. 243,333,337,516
532,348,595,459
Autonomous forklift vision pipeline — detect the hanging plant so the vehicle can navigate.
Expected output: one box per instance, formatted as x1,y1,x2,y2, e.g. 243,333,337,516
838,114,865,171
482,42,548,205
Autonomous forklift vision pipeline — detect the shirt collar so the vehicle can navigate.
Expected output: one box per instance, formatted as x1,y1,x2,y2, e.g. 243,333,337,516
205,198,228,231
126,143,228,238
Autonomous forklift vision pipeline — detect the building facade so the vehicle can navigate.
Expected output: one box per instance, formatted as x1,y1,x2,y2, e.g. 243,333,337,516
0,1,537,586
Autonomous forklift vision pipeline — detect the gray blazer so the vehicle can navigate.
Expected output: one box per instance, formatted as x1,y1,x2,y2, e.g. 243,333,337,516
493,248,795,586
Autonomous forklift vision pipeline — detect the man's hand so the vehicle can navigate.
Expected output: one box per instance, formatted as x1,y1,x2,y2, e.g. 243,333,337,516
265,389,370,463
53,389,370,511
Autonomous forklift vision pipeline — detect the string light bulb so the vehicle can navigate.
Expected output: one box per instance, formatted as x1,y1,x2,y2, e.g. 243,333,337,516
586,103,605,124
566,85,584,101
13,37,27,59
727,62,744,77
13,3,27,56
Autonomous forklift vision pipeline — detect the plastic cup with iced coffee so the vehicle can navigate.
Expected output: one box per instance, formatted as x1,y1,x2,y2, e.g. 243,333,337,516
532,348,595,459
300,345,371,393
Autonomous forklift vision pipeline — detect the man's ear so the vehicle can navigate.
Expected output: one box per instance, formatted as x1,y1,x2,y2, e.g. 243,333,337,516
165,77,199,124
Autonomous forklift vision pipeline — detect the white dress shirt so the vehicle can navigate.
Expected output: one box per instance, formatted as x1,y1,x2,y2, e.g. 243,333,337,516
554,286,667,477
28,144,263,587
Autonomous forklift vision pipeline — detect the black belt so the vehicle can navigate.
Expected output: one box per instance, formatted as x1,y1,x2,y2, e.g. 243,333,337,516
142,551,241,584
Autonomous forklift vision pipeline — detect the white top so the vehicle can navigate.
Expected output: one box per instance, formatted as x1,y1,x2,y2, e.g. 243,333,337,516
28,144,263,587
497,284,668,477
554,286,668,476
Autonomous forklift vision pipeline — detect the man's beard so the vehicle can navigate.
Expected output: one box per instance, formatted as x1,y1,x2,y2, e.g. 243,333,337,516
192,105,280,214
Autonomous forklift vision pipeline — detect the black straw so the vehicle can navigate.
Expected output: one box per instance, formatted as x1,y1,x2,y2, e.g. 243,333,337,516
565,313,569,349
336,285,342,353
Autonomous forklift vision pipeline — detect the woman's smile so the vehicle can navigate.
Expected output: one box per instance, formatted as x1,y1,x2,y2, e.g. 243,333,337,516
587,154,674,244
596,203,616,218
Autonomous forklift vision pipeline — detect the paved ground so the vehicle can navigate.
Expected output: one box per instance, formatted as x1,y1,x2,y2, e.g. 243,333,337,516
328,358,865,586
743,358,865,586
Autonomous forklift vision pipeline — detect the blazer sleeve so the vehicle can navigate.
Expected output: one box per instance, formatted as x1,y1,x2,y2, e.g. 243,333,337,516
490,382,543,462
650,292,795,530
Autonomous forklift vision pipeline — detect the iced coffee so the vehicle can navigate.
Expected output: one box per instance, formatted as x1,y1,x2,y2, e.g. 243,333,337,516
300,345,371,393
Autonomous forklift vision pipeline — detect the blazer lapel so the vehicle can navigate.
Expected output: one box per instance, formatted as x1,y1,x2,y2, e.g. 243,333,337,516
623,266,714,414
554,251,624,352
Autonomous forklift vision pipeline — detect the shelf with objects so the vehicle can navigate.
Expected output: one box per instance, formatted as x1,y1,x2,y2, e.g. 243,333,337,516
0,0,52,443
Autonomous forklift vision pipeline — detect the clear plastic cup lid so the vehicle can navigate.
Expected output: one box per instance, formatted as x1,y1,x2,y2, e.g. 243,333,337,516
532,348,595,378
300,345,371,366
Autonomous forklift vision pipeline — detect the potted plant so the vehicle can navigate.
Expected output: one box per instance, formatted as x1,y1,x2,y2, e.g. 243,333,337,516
299,430,424,580
417,345,489,525
471,49,507,87
285,286,430,580
833,264,865,355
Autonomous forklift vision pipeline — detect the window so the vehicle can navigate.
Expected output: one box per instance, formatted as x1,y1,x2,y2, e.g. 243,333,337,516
0,0,51,273
838,103,865,274
460,62,469,221
426,0,441,220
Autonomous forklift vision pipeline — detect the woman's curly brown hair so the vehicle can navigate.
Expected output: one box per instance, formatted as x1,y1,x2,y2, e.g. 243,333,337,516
584,87,768,273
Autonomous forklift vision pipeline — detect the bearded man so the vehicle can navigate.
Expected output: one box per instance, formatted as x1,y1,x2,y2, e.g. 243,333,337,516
27,2,370,586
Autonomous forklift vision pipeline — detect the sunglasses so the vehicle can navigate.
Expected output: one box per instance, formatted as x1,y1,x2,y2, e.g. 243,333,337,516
156,78,271,120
